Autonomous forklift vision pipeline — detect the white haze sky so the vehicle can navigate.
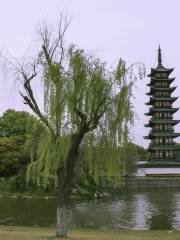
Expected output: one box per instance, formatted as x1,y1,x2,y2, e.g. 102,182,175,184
0,0,180,148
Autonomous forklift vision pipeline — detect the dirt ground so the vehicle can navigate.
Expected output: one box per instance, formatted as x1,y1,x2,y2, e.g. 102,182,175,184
0,226,180,240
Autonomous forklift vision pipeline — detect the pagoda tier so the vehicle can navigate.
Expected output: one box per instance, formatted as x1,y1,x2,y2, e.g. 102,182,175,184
144,132,180,139
145,107,179,116
144,46,180,161
147,77,175,86
146,96,178,105
147,67,174,77
145,119,180,127
146,86,176,95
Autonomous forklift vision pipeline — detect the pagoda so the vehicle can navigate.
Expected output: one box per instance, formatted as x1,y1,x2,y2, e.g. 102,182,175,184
144,47,180,163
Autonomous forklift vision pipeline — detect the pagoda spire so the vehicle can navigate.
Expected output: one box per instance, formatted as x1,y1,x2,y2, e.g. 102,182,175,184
158,45,162,67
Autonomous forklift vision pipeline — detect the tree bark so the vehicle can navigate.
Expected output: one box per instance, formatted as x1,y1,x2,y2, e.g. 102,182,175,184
56,193,67,237
56,126,88,237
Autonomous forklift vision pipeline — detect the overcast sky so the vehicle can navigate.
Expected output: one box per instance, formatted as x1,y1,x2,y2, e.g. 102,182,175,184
0,0,180,147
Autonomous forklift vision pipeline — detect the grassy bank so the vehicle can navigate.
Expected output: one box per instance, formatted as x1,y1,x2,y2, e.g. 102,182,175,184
0,226,180,240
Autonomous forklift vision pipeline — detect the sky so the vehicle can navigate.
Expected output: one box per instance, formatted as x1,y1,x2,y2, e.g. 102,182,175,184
0,0,180,148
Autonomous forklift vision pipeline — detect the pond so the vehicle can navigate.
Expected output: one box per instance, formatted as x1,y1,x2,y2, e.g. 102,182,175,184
1,189,180,230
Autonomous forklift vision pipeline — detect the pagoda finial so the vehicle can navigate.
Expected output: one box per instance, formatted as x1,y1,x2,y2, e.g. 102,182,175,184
158,45,162,66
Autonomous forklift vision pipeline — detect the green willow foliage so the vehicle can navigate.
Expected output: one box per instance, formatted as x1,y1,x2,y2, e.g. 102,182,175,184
26,44,145,188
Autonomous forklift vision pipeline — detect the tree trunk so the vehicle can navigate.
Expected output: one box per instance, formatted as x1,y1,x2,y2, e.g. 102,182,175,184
56,194,67,237
56,126,88,237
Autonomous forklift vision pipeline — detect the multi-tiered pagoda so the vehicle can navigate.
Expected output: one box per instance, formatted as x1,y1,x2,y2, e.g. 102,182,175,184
144,47,180,163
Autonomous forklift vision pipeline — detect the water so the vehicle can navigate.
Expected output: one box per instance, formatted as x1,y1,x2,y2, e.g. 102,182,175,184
1,189,180,230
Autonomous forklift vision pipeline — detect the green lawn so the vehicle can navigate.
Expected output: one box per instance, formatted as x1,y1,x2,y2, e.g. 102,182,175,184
0,226,180,240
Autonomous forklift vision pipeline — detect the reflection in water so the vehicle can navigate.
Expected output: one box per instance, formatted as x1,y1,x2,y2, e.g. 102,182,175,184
131,194,152,229
0,189,180,230
171,193,180,229
146,190,173,230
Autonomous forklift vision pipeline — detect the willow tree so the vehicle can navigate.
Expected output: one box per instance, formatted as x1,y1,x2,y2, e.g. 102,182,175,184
4,17,144,237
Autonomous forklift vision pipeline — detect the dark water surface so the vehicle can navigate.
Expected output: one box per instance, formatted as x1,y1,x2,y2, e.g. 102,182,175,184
1,189,180,230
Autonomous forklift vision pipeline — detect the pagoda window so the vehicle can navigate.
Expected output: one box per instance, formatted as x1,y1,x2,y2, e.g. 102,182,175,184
159,151,163,158
155,151,159,158
160,138,163,144
156,72,166,78
164,102,168,107
155,73,160,78
165,151,169,158
155,125,159,131
155,138,159,144
156,91,161,96
162,73,167,78
155,102,159,107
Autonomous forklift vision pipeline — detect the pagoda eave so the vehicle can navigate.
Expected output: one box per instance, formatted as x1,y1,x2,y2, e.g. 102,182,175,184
145,108,179,116
147,132,180,138
148,145,179,151
145,119,180,127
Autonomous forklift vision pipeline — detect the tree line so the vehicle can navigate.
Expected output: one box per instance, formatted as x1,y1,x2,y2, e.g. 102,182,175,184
0,109,148,184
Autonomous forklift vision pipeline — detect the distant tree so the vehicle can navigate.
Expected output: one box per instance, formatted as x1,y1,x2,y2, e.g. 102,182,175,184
0,109,36,177
0,109,29,138
0,137,21,177
135,144,149,160
4,16,145,237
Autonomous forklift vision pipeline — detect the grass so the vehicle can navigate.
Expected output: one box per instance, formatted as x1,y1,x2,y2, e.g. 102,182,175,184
0,226,180,240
